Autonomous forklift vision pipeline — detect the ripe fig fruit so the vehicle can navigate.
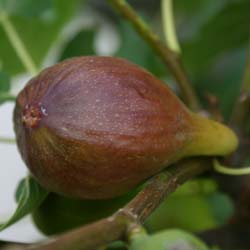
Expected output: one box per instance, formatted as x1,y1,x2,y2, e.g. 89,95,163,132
14,56,238,199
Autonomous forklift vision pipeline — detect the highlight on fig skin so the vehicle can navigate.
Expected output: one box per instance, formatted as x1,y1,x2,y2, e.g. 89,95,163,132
13,56,239,200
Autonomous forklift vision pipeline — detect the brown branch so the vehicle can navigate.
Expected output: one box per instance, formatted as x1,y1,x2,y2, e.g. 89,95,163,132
123,157,211,222
21,157,211,250
107,0,200,111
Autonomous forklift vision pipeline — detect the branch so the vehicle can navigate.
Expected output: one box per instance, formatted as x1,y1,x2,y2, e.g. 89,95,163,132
161,0,181,54
107,0,200,111
123,157,211,222
21,158,211,250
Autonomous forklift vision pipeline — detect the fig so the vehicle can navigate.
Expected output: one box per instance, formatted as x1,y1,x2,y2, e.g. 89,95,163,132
14,56,238,199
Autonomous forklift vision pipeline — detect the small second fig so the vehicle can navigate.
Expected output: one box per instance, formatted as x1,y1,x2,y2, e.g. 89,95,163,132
14,56,238,199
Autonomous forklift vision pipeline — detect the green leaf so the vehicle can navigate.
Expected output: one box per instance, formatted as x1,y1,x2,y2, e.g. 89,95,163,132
60,29,96,60
208,193,234,224
130,229,208,250
0,176,49,232
182,0,250,75
107,241,127,250
15,178,26,202
32,188,139,236
176,0,227,38
0,0,53,18
146,193,217,232
0,71,15,104
0,92,16,104
0,0,80,75
0,71,10,92
171,179,217,197
196,49,246,120
145,179,234,233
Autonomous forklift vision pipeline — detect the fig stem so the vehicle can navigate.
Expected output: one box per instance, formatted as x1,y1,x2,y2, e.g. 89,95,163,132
213,159,250,175
161,0,181,54
0,10,39,75
107,0,200,111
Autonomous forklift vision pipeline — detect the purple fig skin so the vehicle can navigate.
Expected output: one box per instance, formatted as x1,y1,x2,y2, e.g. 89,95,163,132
14,56,195,199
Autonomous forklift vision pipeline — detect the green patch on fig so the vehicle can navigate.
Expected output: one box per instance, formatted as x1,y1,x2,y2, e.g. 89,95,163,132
14,56,238,200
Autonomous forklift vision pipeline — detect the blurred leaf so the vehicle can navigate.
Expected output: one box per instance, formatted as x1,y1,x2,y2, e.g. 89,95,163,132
145,178,234,233
171,179,217,197
175,0,249,120
107,241,127,250
0,0,53,18
0,71,14,104
115,21,166,77
0,0,80,75
0,92,16,104
0,176,48,232
208,193,234,224
245,157,250,165
130,229,208,250
32,188,139,235
0,71,10,92
176,0,225,13
182,0,250,75
146,193,217,232
197,49,246,120
60,29,96,60
176,0,227,40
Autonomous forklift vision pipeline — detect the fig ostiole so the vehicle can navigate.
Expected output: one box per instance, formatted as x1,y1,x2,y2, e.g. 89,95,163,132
13,56,238,199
